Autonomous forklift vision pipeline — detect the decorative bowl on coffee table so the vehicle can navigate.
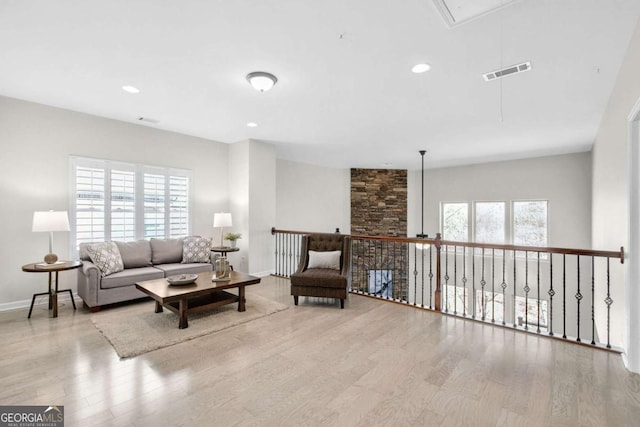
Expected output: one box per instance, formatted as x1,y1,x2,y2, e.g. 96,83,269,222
167,274,198,285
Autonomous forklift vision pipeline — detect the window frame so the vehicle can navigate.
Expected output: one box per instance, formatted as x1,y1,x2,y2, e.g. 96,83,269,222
69,156,192,257
511,199,549,249
440,201,470,242
473,200,507,245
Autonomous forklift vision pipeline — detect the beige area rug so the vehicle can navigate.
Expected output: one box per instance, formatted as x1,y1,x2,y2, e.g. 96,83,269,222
91,294,288,359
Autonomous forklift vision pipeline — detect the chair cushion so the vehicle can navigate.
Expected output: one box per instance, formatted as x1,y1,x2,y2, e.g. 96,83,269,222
150,238,183,264
290,268,347,289
308,234,344,252
86,242,124,277
115,240,152,268
100,267,164,289
181,236,212,263
308,250,341,270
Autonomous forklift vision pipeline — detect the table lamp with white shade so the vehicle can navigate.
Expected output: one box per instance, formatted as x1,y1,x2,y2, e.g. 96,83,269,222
32,210,70,264
213,212,232,248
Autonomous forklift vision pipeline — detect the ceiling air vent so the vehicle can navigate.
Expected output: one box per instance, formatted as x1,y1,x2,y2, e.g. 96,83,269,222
482,61,531,82
138,117,159,124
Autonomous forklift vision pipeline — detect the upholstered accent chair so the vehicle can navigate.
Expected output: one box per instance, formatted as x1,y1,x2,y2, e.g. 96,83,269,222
290,233,351,309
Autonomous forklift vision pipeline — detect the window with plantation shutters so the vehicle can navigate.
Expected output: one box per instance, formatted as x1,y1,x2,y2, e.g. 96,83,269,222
70,157,191,257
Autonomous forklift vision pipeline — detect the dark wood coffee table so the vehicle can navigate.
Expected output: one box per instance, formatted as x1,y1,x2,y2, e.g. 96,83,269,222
135,271,261,329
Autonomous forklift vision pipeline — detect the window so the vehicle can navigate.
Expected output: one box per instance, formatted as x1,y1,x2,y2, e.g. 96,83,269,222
441,202,469,241
515,296,548,331
444,285,468,315
70,157,191,255
476,290,505,323
513,201,548,247
475,202,505,244
439,200,548,252
473,292,547,330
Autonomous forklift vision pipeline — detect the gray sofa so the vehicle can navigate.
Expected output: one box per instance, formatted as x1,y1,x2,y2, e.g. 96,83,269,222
77,238,213,311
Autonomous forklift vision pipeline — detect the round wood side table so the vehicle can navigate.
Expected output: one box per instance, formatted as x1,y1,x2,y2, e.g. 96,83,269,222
22,260,82,318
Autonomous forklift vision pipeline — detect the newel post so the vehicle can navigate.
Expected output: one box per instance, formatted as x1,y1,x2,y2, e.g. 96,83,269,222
434,233,442,312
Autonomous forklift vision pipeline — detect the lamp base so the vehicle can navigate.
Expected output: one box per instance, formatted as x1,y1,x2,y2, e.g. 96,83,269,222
44,253,58,264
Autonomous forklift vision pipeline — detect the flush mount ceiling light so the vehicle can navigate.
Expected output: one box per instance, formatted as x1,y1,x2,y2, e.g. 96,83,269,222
411,63,432,73
246,71,277,92
247,122,258,128
121,85,140,94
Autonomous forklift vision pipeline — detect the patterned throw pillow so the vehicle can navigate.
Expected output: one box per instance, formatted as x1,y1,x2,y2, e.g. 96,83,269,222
181,237,212,263
86,242,125,277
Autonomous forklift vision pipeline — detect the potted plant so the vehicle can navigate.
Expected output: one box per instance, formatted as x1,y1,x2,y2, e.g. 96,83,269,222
224,232,242,248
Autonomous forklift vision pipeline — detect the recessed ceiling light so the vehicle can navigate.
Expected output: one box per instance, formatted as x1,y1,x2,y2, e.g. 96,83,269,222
411,63,432,73
122,85,140,94
247,122,258,128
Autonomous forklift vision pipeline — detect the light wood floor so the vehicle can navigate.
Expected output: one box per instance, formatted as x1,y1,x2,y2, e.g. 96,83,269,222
1,276,639,426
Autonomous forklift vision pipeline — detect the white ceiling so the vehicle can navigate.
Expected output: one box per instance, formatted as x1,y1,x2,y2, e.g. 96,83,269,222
1,0,639,170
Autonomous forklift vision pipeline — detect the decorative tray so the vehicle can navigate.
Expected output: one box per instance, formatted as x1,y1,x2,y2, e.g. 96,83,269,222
167,274,198,285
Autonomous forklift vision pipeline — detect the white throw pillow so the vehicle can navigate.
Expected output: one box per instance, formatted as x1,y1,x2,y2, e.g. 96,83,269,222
307,250,341,270
181,236,212,263
86,242,124,277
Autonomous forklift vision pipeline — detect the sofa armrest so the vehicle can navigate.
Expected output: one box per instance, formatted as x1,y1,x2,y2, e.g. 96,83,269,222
77,260,101,307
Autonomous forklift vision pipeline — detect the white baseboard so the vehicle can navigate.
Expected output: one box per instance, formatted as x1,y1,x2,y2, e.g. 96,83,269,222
0,292,79,312
251,270,274,278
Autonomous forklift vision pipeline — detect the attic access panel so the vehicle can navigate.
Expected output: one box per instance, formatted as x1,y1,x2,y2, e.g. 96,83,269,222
433,0,521,27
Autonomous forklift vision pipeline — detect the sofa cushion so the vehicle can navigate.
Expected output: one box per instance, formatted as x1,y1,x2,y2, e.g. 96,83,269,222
100,266,165,290
155,263,213,276
181,236,212,263
150,238,183,264
290,268,347,289
115,240,152,268
307,250,341,270
86,242,124,277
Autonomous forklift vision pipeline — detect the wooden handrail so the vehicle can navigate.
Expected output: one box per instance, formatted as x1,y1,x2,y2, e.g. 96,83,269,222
271,227,340,236
271,227,624,263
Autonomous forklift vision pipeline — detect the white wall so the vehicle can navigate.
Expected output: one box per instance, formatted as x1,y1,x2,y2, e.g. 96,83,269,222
228,141,251,273
592,19,640,371
0,96,228,307
276,159,351,234
248,141,276,276
409,152,592,249
228,140,277,276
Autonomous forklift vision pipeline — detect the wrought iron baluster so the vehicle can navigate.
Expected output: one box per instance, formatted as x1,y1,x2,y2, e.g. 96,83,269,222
576,255,582,342
536,251,541,333
421,243,425,308
274,232,279,276
444,245,450,313
454,245,458,315
591,256,595,345
281,233,285,276
563,254,567,339
513,249,517,329
429,244,434,309
524,251,529,331
480,248,486,321
501,250,506,325
472,247,476,319
548,254,554,336
606,257,612,349
462,246,467,317
288,233,291,275
413,243,418,305
491,248,495,323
